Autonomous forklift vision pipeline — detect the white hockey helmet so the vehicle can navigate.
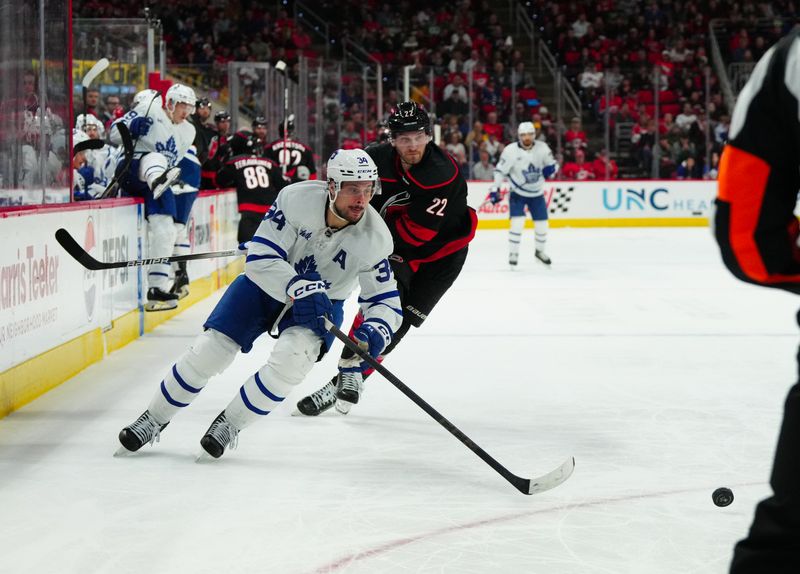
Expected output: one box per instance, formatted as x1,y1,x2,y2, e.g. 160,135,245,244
75,113,105,137
72,127,90,148
133,88,160,108
326,149,381,196
165,83,197,116
518,121,536,137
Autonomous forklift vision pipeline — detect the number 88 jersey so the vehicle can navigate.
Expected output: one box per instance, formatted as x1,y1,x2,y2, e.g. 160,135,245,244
366,142,477,270
217,153,287,216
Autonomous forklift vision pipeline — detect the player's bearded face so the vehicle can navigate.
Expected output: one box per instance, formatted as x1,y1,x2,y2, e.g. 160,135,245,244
392,131,430,166
334,181,374,223
520,133,534,148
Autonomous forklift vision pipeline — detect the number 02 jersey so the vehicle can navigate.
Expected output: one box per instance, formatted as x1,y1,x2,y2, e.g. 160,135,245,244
367,142,478,270
217,154,286,215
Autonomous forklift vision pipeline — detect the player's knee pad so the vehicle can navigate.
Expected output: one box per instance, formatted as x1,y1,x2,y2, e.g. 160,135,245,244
262,327,320,389
510,216,525,234
139,152,169,186
180,329,239,381
147,214,177,258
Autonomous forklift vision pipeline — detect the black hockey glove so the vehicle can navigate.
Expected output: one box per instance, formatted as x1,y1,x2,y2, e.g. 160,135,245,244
388,254,413,291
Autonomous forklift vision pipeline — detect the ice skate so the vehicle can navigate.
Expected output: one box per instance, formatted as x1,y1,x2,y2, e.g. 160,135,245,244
295,377,337,416
508,253,518,267
117,410,169,454
535,250,552,266
171,267,190,300
335,370,363,415
199,411,239,459
150,166,181,200
145,287,179,311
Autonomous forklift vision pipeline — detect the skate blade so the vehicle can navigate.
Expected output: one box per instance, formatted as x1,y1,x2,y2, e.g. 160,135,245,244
113,445,135,457
145,300,179,312
334,399,353,415
195,450,217,463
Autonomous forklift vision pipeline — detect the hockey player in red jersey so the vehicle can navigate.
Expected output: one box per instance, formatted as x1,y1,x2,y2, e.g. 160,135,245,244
297,101,478,416
265,114,317,183
713,27,800,574
216,129,287,243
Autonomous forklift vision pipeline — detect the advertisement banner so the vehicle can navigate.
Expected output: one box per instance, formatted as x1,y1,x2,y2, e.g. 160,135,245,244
468,180,717,226
0,201,140,372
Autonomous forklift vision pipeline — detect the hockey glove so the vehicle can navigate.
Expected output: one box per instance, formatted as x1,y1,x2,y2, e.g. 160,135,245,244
287,272,332,337
353,322,391,359
129,116,153,137
488,186,502,205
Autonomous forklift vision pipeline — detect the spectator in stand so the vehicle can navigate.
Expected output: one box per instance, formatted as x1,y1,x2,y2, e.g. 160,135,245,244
703,150,721,180
512,61,535,89
592,148,618,180
444,130,468,173
443,73,468,104
714,114,730,146
675,102,699,132
102,95,124,129
439,87,469,118
85,89,101,119
579,62,604,108
671,133,698,166
561,148,595,180
675,155,702,179
340,119,362,149
484,130,504,163
464,120,486,161
631,115,656,172
483,110,505,142
572,12,590,39
472,147,494,181
565,117,588,151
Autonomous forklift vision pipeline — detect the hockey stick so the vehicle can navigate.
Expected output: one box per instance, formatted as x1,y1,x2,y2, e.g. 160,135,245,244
81,58,110,131
98,122,134,199
275,60,289,177
55,228,241,271
322,317,575,495
73,138,105,156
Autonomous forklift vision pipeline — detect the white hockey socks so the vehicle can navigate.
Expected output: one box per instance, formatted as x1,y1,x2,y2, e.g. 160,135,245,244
147,330,238,424
509,216,525,257
146,214,178,291
534,218,549,254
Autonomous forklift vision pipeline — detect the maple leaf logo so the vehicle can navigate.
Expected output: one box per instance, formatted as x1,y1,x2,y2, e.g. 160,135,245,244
155,136,179,164
522,163,541,184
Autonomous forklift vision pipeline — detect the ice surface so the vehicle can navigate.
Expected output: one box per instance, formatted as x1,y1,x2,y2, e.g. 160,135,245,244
1,227,796,573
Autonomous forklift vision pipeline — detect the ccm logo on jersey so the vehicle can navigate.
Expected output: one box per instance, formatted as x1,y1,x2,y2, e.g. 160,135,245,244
290,280,326,299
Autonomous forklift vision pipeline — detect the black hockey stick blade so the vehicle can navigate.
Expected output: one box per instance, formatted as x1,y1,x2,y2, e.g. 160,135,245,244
322,318,575,495
73,138,105,156
55,228,241,271
99,122,134,199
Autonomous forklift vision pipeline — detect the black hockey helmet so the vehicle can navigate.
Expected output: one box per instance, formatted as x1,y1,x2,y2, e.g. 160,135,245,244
196,97,211,108
252,116,268,129
214,110,231,122
278,114,295,138
376,120,391,143
229,129,259,156
387,101,431,138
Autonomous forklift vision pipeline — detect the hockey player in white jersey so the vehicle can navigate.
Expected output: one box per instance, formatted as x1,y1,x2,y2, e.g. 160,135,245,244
118,149,402,459
111,84,197,310
490,121,558,266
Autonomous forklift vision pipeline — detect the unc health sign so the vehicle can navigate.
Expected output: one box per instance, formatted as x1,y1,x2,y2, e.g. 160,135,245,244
468,180,717,225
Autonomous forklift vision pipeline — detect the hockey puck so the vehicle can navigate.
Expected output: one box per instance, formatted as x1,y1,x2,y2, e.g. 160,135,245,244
712,487,734,507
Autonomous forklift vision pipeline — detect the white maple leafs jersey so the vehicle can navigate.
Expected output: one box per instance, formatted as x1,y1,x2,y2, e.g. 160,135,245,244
244,180,403,335
112,102,195,168
493,141,559,197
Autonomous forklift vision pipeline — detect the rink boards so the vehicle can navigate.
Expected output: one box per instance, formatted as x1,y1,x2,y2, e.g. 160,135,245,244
0,181,718,417
0,191,242,417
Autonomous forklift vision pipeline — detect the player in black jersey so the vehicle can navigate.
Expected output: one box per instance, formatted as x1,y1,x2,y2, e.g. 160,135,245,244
714,28,800,574
265,114,317,183
201,110,232,189
216,130,287,242
297,101,478,416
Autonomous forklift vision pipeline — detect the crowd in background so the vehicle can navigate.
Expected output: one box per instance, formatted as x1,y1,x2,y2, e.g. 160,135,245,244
72,0,799,182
